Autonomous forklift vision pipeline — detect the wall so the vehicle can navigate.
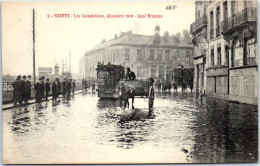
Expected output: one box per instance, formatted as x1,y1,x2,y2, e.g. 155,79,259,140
229,66,258,105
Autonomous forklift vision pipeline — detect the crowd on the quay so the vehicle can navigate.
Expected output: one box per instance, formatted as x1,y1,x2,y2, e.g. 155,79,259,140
81,78,97,92
12,75,77,107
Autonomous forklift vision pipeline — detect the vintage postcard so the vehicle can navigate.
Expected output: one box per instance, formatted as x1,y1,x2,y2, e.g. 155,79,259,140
1,0,258,164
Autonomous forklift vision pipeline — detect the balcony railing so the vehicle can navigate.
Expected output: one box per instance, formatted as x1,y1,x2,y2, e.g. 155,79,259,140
190,14,207,34
246,57,256,65
222,7,257,34
233,59,243,67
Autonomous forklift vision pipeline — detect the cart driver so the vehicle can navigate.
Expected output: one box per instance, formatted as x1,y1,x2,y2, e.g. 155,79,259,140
125,68,136,81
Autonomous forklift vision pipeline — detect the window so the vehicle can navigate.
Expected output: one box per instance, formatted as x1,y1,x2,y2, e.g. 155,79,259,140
150,49,154,60
137,66,142,77
137,49,142,61
113,53,116,63
165,50,170,60
150,65,157,78
216,6,220,37
158,50,162,60
233,38,243,67
217,47,221,65
175,50,179,61
125,49,130,60
211,48,214,66
223,1,228,21
246,37,257,65
186,51,190,62
210,11,214,39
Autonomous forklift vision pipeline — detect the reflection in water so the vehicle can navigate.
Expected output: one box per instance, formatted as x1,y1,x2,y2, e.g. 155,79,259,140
3,91,258,163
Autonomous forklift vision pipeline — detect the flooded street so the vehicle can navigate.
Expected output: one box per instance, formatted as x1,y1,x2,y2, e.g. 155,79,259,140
2,91,258,164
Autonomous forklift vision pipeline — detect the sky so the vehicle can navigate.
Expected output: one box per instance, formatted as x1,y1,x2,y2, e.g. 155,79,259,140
2,1,195,76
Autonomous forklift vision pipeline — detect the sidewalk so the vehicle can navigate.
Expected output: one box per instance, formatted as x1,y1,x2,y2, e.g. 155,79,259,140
2,90,86,111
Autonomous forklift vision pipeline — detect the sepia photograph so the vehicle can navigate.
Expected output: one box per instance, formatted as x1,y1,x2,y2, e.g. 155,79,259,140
1,0,258,164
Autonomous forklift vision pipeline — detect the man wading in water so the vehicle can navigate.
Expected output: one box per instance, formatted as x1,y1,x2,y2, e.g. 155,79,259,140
148,78,155,117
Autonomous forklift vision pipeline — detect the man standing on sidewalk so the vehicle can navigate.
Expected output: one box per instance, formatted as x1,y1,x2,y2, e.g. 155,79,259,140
67,79,72,101
13,75,22,106
21,75,26,104
24,75,31,104
72,79,76,94
62,78,67,100
82,78,85,91
45,78,50,101
52,78,59,101
35,77,43,105
40,76,45,101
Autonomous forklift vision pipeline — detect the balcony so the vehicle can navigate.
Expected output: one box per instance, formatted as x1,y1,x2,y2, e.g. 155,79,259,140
190,14,207,34
221,7,257,35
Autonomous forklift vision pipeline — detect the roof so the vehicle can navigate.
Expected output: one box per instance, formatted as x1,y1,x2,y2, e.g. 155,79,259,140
96,64,124,71
90,33,193,52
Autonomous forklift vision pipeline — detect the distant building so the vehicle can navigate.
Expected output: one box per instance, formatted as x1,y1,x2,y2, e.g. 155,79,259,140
38,67,52,78
54,63,60,78
81,25,194,81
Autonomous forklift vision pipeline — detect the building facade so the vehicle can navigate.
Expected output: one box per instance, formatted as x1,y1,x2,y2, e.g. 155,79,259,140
191,0,257,105
83,26,194,82
221,0,257,104
190,1,208,94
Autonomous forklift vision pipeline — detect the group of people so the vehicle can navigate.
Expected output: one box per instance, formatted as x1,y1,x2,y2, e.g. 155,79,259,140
82,78,96,92
12,75,77,107
12,75,32,106
35,77,76,105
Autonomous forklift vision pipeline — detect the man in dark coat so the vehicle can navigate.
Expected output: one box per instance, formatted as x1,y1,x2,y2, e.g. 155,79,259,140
45,78,50,101
40,76,45,100
24,75,32,104
72,80,76,94
66,79,72,100
21,75,26,104
35,78,42,104
57,78,61,96
125,68,136,80
148,78,155,117
82,78,85,91
13,75,22,106
52,78,59,101
62,78,67,99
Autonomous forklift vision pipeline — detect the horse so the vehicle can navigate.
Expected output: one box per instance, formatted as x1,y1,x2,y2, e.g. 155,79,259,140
118,82,135,109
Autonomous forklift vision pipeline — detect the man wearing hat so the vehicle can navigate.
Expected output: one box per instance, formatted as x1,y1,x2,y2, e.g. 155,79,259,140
52,78,59,101
13,75,22,106
40,76,45,101
148,78,155,116
24,75,32,104
21,75,26,104
125,68,136,81
45,78,50,101
35,77,42,104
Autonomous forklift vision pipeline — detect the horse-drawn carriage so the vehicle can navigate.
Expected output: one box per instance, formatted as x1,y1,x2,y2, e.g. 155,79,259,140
96,64,149,99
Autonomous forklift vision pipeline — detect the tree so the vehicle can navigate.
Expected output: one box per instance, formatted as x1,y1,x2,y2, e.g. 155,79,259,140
182,29,192,43
101,39,106,43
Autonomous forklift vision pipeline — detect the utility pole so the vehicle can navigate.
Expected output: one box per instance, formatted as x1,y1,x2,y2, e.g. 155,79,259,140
32,9,36,85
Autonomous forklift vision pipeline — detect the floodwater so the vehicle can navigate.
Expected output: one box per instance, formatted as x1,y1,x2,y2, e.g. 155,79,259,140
2,91,258,164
